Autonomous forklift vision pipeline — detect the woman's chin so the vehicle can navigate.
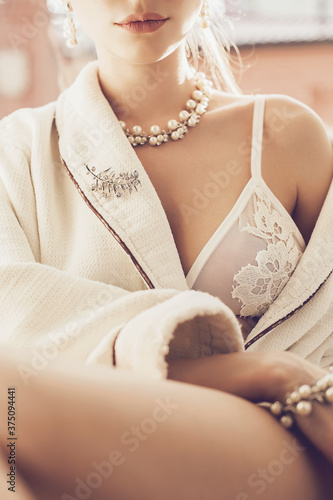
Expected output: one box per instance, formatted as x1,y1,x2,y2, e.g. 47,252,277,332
95,30,185,67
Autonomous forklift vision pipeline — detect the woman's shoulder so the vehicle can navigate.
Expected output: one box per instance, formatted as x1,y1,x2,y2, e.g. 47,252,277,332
211,89,332,167
0,101,57,155
211,89,330,135
262,93,332,150
259,95,332,175
262,94,332,242
210,90,333,241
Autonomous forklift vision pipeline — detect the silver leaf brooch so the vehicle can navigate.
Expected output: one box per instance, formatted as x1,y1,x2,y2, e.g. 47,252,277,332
85,164,141,198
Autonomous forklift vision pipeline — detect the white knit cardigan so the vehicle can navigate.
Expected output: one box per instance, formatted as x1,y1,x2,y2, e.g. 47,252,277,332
0,62,332,375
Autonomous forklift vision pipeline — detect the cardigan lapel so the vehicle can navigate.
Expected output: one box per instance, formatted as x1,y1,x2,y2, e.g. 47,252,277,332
55,62,188,291
246,178,333,346
55,61,333,337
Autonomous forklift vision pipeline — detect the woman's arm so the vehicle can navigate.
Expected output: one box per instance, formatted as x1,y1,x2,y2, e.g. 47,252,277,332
263,95,333,243
0,348,331,500
0,140,243,376
168,351,333,462
168,351,325,403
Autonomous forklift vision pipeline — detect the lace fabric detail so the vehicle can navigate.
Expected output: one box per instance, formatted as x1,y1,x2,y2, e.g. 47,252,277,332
232,187,303,318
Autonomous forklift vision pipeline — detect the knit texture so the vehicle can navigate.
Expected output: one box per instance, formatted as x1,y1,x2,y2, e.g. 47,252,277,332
0,61,332,370
0,63,244,375
246,179,333,367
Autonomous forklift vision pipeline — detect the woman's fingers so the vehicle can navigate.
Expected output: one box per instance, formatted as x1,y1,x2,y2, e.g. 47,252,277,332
260,352,326,402
295,404,333,464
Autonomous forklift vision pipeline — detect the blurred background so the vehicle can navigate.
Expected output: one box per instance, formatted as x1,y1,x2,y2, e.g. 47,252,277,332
0,0,332,131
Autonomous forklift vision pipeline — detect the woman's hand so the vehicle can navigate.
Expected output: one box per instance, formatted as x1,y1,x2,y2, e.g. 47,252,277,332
262,355,333,464
259,353,333,464
293,400,333,464
256,351,326,402
167,350,325,403
168,351,333,463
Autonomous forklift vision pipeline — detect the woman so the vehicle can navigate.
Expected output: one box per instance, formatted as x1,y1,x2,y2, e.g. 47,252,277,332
0,0,332,498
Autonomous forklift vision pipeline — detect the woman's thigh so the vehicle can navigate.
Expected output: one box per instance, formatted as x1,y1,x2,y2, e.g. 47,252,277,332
0,351,331,500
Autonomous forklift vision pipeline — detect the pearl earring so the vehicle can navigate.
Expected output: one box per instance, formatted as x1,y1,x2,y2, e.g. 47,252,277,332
63,1,78,48
199,0,210,29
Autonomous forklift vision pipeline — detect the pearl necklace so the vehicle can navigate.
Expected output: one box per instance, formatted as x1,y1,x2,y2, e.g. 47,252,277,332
119,72,213,147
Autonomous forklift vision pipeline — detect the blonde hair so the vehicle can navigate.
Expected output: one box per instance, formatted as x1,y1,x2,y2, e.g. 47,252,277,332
186,0,241,93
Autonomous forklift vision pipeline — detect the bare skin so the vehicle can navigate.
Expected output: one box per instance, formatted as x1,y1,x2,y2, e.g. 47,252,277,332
0,349,332,500
133,93,333,274
168,350,333,463
70,0,333,273
2,1,332,498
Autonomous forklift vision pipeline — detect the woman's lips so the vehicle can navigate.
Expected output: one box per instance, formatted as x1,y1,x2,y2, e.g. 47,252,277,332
115,13,169,34
116,19,168,34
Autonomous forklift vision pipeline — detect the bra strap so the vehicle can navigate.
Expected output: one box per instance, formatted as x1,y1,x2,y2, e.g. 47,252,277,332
251,94,266,179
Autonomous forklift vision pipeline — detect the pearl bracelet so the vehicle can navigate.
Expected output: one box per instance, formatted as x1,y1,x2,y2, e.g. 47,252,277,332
258,366,333,429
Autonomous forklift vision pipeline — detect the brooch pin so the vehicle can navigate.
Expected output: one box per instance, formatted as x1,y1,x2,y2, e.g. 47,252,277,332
85,165,141,198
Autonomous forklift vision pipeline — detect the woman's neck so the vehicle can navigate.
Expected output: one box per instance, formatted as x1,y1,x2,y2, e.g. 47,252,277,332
96,46,197,129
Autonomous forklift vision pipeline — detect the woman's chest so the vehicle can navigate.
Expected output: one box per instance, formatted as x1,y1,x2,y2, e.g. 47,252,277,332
134,132,253,276
132,112,304,330
133,118,298,277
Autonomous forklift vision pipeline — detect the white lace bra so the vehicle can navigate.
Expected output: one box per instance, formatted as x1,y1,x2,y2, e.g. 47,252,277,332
186,95,306,333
